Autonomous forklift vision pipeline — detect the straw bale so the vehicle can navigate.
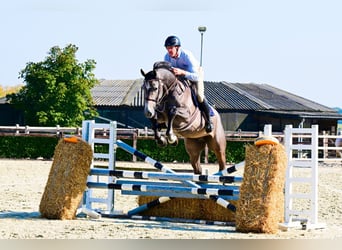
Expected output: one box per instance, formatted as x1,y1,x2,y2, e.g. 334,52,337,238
235,143,287,234
39,137,93,220
138,196,237,222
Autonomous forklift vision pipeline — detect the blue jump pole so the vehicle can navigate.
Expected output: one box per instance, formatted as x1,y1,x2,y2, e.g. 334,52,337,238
101,213,236,227
214,161,245,176
116,139,237,213
100,213,235,227
87,182,240,196
89,169,243,184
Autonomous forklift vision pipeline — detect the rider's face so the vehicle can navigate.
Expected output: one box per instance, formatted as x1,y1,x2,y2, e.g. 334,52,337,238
166,46,179,58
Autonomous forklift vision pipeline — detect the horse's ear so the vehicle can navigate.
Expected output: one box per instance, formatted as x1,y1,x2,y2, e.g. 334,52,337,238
140,69,146,77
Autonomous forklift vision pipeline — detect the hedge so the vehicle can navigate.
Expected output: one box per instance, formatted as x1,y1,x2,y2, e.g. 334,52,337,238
0,136,247,163
0,136,59,159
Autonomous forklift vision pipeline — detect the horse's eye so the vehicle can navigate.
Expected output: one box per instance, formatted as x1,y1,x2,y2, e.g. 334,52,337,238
147,80,158,91
143,81,151,90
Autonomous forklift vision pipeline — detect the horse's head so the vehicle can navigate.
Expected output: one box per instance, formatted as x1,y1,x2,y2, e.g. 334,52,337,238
140,64,176,119
140,69,163,119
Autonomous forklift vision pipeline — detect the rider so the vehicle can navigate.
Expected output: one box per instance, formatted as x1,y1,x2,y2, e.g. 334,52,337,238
163,35,213,133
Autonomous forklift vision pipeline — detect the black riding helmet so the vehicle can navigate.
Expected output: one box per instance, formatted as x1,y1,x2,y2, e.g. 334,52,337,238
164,35,181,47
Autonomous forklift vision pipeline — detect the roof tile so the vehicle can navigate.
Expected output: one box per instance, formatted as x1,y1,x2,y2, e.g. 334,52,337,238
91,79,337,117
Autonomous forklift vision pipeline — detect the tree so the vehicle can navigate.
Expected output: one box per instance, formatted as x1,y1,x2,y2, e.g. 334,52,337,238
7,44,98,126
0,84,23,98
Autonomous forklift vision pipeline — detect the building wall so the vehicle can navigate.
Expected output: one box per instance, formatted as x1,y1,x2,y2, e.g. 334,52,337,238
84,107,341,133
0,104,24,125
219,110,337,133
0,103,338,134
97,107,148,128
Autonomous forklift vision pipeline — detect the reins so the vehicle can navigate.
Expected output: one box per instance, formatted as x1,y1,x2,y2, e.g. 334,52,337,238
144,70,179,106
159,77,178,102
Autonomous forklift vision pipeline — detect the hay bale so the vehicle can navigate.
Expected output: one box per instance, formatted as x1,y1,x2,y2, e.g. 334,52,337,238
198,198,237,222
39,137,93,220
235,143,287,234
138,196,237,222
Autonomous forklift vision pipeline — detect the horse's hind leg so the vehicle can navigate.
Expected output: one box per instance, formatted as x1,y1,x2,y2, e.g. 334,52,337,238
213,137,227,172
212,115,227,172
184,138,206,174
207,140,226,172
214,148,226,172
206,136,227,172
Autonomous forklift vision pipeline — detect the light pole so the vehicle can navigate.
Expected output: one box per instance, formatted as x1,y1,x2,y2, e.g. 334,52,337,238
198,26,207,66
198,26,207,162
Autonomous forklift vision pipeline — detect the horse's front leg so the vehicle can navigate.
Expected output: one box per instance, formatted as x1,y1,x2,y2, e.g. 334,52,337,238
150,118,167,147
166,106,178,146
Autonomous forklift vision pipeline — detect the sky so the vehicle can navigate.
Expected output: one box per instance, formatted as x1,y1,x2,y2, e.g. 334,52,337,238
1,0,341,108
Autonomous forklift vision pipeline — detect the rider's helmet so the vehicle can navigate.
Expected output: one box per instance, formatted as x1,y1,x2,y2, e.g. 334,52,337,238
164,35,181,47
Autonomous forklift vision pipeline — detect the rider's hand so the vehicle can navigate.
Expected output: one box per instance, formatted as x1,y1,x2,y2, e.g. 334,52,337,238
172,67,186,76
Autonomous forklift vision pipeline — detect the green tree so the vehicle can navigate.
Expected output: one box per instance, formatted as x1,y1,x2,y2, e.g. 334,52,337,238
0,84,23,98
7,44,98,126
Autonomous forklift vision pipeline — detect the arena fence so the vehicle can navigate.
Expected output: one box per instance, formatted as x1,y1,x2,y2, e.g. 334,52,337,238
80,121,325,230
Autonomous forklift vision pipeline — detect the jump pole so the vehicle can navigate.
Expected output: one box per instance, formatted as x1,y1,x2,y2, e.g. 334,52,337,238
89,169,243,184
116,139,237,214
102,214,235,227
215,161,245,176
87,182,239,197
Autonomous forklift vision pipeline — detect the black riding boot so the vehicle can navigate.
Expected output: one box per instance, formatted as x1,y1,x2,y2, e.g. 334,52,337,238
199,99,213,133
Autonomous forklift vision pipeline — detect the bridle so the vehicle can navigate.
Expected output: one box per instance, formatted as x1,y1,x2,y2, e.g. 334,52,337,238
143,72,178,105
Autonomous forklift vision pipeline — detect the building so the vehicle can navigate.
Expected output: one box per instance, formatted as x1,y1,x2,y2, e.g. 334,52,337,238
92,79,342,133
1,79,341,133
0,97,23,125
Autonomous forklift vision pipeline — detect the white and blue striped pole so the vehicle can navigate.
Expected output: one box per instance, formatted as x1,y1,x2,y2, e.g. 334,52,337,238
89,169,243,184
116,139,237,213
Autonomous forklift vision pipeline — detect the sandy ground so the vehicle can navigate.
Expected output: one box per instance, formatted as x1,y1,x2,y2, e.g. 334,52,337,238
0,159,341,239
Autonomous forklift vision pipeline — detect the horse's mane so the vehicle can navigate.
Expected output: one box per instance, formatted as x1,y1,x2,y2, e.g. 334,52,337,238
143,61,175,83
153,61,173,72
143,61,176,83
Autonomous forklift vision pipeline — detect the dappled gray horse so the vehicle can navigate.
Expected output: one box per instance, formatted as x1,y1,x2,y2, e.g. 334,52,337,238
140,62,227,174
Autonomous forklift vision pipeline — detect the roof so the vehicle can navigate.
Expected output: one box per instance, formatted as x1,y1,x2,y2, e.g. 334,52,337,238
91,79,144,106
0,97,7,104
91,79,341,119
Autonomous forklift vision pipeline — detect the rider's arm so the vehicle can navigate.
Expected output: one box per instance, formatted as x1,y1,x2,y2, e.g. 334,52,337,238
164,50,200,81
180,50,200,81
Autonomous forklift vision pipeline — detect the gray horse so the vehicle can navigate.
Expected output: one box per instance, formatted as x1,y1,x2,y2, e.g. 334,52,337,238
140,62,227,174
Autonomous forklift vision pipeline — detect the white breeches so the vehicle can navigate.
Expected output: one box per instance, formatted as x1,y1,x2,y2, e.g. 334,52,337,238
196,66,205,103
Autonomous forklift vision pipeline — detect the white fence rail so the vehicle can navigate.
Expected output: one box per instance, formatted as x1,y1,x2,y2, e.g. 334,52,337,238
0,125,81,136
0,124,341,163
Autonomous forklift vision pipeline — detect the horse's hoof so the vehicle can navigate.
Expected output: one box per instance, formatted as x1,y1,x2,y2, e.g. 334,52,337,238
167,135,178,145
156,137,167,147
170,140,178,147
